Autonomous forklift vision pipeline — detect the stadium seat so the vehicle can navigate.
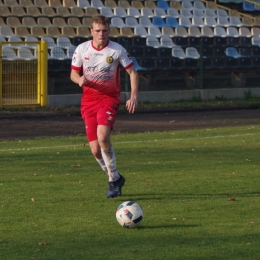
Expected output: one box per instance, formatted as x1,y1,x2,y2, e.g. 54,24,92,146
201,26,214,37
15,26,31,38
204,17,218,27
91,0,105,9
226,47,241,58
85,7,99,16
172,46,187,59
186,47,200,59
157,47,172,57
129,46,143,58
118,0,130,9
169,1,181,10
114,6,128,17
18,47,37,60
165,16,179,28
67,17,82,28
37,17,53,28
100,6,116,18
34,0,48,7
2,46,20,60
169,57,185,70
157,0,170,11
125,17,139,28
57,36,74,50
127,7,141,18
193,0,206,10
67,45,77,58
53,17,68,28
131,57,147,72
167,8,180,18
227,27,239,37
131,0,144,10
193,9,205,18
143,46,157,58
117,36,132,48
161,26,175,37
148,26,163,38
192,16,205,28
139,16,153,27
49,0,63,7
50,46,70,60
200,36,215,47
141,7,154,18
0,35,7,42
132,36,146,47
139,57,156,71
105,0,117,8
70,6,85,17
0,26,15,37
61,27,77,37
146,36,160,48
179,16,192,27
11,6,27,17
22,17,38,28
152,16,167,28
6,16,22,28
175,26,188,37
72,36,86,46
155,57,170,70
181,0,194,11
109,26,120,37
180,9,193,18
8,35,24,49
134,25,149,37
188,26,202,37
56,6,73,17
24,36,38,51
160,36,175,48
46,26,62,38
63,0,77,7
120,27,134,38
42,6,57,16
77,0,90,9
41,36,57,49
111,17,126,28
154,7,167,18
26,6,43,17
20,0,34,6
144,0,156,10
31,26,47,37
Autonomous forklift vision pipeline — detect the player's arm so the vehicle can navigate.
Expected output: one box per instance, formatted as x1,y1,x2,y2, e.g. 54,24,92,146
125,65,139,114
70,69,87,87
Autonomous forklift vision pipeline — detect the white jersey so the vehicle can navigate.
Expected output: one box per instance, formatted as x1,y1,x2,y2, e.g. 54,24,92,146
71,40,133,101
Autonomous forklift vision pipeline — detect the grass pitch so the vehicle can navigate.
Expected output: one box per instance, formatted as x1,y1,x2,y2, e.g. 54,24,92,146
1,125,260,260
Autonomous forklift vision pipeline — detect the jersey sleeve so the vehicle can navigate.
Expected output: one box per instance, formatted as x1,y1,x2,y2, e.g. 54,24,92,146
71,45,83,71
119,47,134,70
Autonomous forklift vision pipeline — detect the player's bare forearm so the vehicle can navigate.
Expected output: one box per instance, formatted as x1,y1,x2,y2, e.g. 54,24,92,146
70,70,87,87
126,67,139,114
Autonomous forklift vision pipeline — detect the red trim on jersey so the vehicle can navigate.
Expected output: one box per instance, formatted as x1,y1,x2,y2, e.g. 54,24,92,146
91,40,109,51
125,62,134,70
71,65,81,71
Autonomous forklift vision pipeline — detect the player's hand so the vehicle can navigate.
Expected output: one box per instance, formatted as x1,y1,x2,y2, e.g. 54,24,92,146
78,76,87,87
126,98,138,114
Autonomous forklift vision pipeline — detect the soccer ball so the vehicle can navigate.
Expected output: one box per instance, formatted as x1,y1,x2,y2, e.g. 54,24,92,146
116,201,143,228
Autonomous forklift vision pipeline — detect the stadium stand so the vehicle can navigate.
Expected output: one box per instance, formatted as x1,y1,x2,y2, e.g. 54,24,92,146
1,0,260,92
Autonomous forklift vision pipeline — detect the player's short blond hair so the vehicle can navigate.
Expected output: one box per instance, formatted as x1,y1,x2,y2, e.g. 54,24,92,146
91,15,110,28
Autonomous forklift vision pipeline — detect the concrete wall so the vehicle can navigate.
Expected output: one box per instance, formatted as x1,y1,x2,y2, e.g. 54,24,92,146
48,88,260,107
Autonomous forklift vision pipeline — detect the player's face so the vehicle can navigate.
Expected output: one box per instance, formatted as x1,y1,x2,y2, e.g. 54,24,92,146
91,22,110,49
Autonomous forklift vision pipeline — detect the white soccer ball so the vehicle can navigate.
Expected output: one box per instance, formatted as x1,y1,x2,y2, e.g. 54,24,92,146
116,201,144,228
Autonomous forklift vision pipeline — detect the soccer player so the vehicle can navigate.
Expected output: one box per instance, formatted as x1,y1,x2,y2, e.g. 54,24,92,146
70,15,139,198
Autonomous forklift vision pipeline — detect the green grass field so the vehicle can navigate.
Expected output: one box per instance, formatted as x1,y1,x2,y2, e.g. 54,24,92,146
1,125,260,260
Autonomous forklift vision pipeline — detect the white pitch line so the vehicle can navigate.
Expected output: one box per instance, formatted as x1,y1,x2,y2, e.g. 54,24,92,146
0,133,257,152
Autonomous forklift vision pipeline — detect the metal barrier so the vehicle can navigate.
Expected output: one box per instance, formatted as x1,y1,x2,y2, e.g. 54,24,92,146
0,41,48,107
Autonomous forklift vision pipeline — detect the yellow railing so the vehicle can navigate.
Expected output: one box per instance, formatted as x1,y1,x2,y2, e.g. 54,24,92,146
0,41,48,107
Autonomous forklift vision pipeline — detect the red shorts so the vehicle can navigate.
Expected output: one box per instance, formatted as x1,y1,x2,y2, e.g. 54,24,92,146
81,99,120,142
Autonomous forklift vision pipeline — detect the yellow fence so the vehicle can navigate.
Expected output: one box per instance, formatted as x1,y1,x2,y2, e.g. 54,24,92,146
0,41,48,107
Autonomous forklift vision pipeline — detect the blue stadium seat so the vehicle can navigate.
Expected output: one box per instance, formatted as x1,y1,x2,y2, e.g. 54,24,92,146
157,0,170,11
152,16,167,28
131,57,147,72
